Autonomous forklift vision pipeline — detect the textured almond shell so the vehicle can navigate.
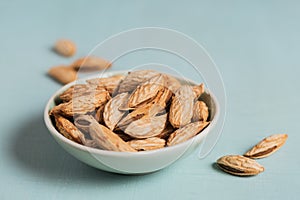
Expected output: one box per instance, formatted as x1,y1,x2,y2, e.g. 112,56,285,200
94,105,105,124
169,85,194,128
59,84,106,102
127,137,166,151
192,101,209,122
165,74,181,92
116,70,160,94
59,84,89,102
128,74,166,108
54,115,85,144
151,87,173,108
124,114,167,139
103,93,129,130
86,75,124,95
244,134,288,159
156,124,174,139
193,83,205,98
51,91,110,117
117,103,165,129
217,155,264,176
167,121,210,146
87,116,136,152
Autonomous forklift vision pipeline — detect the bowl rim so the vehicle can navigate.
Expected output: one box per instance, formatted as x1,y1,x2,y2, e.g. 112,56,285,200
44,70,220,157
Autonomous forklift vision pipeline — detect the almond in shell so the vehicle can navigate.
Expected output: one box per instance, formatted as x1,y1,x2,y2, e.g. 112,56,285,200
127,137,166,151
244,134,288,159
169,85,195,128
165,74,181,92
54,115,85,144
167,121,210,146
217,155,264,176
192,101,209,122
193,83,205,98
128,74,166,108
103,93,129,130
86,75,124,95
51,90,110,117
124,114,167,139
59,84,89,102
116,70,160,94
86,116,136,152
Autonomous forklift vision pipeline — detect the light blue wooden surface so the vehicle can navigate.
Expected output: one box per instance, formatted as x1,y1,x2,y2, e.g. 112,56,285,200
0,0,299,199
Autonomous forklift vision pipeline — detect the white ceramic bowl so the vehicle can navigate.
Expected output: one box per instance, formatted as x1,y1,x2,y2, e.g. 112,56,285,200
44,71,219,174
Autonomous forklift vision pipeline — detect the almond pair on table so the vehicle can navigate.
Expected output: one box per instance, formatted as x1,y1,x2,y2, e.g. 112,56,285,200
217,134,288,176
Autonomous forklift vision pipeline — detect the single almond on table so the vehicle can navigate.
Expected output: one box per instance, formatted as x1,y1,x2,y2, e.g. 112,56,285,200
54,39,76,57
48,65,77,84
244,134,288,159
71,56,112,71
217,155,264,176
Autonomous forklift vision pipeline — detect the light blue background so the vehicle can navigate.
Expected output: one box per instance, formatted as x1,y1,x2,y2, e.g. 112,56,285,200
0,0,299,199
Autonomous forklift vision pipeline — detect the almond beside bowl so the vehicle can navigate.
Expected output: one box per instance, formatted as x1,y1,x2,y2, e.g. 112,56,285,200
44,70,219,174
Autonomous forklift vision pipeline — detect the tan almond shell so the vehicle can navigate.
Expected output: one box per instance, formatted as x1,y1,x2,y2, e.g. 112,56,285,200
54,39,76,57
192,101,209,122
156,124,175,139
74,114,93,133
165,74,181,92
117,103,165,129
54,115,85,144
244,134,288,159
71,56,112,71
51,91,110,117
169,85,195,128
94,105,105,124
217,155,264,176
116,70,160,94
59,84,106,102
59,84,89,102
48,66,77,85
124,114,167,139
167,121,210,146
86,116,136,152
103,93,129,130
127,137,166,151
128,74,166,108
192,83,205,98
86,75,124,95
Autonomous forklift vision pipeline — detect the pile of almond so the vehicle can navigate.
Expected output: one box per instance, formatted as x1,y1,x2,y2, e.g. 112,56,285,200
49,70,211,152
